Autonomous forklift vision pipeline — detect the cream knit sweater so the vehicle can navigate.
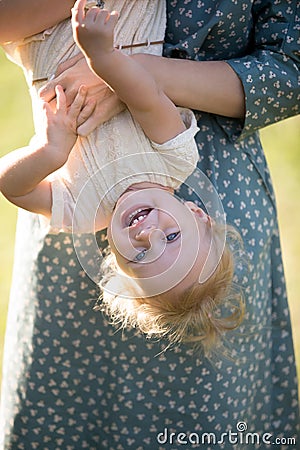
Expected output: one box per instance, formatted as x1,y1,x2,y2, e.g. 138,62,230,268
4,1,199,233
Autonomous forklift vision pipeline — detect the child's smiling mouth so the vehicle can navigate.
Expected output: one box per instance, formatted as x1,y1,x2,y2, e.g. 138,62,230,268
127,208,153,227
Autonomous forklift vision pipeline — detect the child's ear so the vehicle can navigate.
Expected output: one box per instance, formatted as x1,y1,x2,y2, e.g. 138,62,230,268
184,201,209,223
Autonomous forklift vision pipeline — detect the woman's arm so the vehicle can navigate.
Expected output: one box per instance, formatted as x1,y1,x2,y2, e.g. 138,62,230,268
224,0,300,136
132,55,246,119
40,54,245,137
39,0,299,136
0,0,73,43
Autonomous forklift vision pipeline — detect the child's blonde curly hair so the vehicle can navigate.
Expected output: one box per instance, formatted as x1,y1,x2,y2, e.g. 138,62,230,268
97,224,245,357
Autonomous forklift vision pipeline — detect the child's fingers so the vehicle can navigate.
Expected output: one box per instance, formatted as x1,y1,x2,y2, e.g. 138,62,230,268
40,100,57,130
72,0,86,25
41,99,52,116
93,10,118,32
87,8,109,27
109,10,119,26
108,11,119,33
55,85,67,112
96,9,118,27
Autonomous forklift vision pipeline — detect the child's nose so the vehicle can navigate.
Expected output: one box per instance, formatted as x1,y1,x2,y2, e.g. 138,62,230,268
134,225,157,243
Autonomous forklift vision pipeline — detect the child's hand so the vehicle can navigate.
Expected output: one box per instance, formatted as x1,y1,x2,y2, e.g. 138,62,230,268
72,0,119,58
40,84,87,164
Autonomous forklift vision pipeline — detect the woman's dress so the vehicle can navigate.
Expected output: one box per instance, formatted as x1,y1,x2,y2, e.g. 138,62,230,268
0,1,299,448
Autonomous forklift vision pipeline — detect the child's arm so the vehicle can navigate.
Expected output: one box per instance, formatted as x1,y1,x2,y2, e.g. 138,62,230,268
72,0,186,144
0,85,86,217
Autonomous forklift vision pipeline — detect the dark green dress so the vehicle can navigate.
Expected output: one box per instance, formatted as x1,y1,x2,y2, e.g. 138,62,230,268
0,1,299,449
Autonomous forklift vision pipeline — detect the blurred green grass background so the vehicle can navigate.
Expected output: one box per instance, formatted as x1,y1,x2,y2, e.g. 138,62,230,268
0,49,299,389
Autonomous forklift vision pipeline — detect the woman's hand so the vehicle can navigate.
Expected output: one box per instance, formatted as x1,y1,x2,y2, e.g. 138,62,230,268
39,54,125,136
39,51,245,135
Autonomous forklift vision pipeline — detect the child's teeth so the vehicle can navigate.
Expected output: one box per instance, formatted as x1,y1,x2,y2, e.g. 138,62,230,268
128,208,152,226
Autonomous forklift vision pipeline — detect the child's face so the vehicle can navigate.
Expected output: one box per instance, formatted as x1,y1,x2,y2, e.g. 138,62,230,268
107,187,216,298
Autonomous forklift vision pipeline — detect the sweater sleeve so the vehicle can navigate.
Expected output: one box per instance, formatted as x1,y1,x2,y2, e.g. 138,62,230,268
150,108,199,187
226,0,300,139
50,178,74,233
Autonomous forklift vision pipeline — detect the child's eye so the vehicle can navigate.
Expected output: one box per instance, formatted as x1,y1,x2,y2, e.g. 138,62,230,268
166,231,180,242
133,232,180,262
134,249,147,262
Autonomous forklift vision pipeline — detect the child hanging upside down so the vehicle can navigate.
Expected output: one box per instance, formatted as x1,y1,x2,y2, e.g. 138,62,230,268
0,0,244,355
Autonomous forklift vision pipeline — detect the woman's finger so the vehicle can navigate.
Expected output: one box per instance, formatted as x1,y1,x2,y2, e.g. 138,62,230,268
77,98,96,127
39,55,95,104
54,53,84,78
77,96,125,137
69,85,87,120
